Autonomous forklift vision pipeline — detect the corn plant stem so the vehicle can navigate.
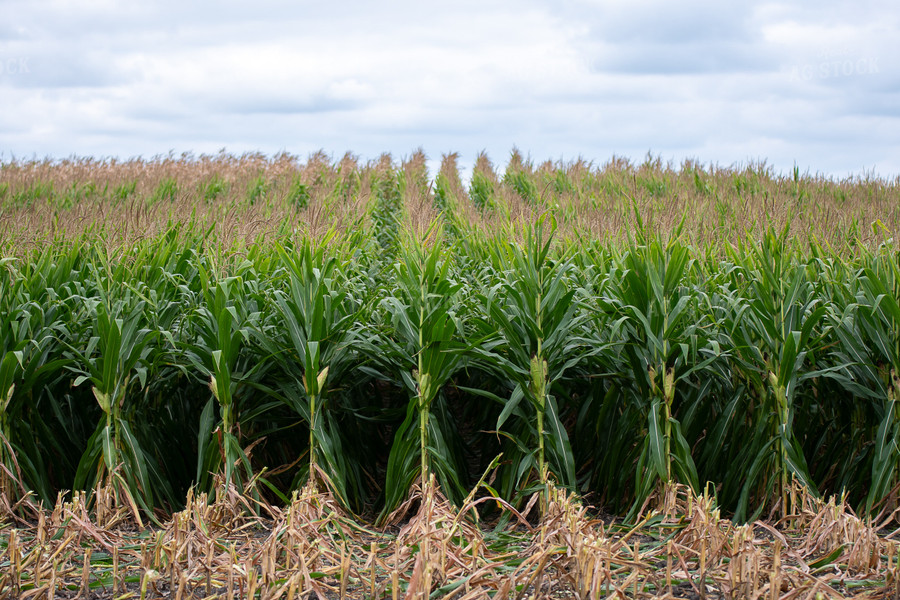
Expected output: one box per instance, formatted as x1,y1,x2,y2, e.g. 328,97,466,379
309,392,317,485
779,276,790,518
663,391,672,483
535,288,548,504
893,386,900,507
774,387,789,517
0,399,10,496
420,401,428,485
662,299,671,485
104,409,119,480
536,405,545,482
418,300,428,485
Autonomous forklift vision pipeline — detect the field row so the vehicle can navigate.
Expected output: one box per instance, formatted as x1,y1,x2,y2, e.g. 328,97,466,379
3,152,900,597
1,218,899,525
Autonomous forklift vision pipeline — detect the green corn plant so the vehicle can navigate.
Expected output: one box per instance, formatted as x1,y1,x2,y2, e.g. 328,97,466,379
0,295,71,505
472,217,589,511
371,171,403,258
247,175,269,205
182,264,266,498
0,258,30,502
503,170,539,205
1,243,99,503
367,228,468,520
114,180,137,202
685,255,755,512
200,175,228,204
150,177,178,205
0,350,18,500
725,228,827,520
128,231,212,501
790,250,859,501
826,244,900,514
566,243,637,511
286,175,310,210
68,298,168,520
0,260,34,504
263,235,362,506
469,170,495,212
432,174,461,241
608,236,723,518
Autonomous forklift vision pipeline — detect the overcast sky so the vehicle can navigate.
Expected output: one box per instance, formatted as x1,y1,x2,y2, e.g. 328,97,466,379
1,0,898,179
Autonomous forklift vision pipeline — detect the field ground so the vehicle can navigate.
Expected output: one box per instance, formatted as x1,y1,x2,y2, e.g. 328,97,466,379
2,482,898,599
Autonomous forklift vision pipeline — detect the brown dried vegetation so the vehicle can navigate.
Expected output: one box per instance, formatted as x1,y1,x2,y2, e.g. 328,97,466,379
2,480,898,598
2,151,898,251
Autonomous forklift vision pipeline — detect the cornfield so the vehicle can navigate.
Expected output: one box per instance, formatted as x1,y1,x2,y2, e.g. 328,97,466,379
1,150,899,598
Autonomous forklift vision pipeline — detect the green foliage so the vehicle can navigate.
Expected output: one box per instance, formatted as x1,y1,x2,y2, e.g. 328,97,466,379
200,175,228,203
10,181,54,208
469,171,495,212
151,178,178,205
432,174,461,240
114,181,137,202
261,236,363,507
608,238,717,517
181,263,267,499
363,231,470,519
639,175,667,198
693,170,712,196
1,217,899,525
0,256,72,504
69,299,171,517
825,243,900,513
371,171,403,257
53,181,98,209
286,175,310,210
721,228,828,520
552,170,576,197
504,170,539,205
247,175,269,205
472,217,588,511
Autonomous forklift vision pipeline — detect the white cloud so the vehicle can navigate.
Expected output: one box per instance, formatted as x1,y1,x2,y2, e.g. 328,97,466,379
0,0,897,177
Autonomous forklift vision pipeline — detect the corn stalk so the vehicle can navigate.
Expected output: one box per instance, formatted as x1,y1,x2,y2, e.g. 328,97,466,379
371,228,468,520
263,236,362,506
726,228,826,520
826,244,900,514
183,264,266,500
473,216,587,513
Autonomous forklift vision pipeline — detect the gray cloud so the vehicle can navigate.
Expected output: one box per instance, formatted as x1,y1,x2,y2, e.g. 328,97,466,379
0,0,898,178
576,1,759,44
586,42,778,74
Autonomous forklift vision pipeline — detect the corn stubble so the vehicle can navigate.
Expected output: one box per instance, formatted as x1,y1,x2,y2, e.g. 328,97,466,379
2,481,896,598
1,150,900,598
